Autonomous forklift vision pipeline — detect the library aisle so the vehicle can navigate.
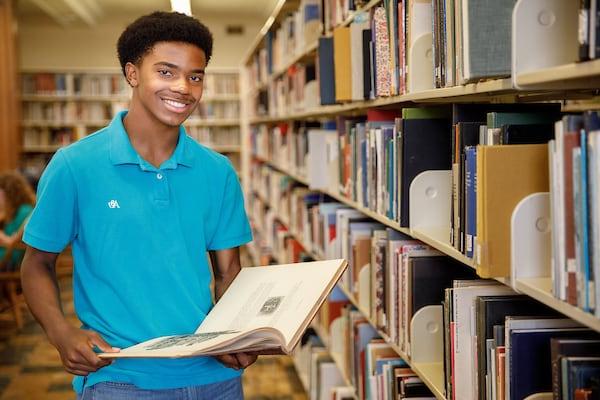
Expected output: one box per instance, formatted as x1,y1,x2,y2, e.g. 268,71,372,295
0,276,306,400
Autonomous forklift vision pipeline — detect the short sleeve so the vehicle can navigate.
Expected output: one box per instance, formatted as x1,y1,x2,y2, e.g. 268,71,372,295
23,150,78,253
207,165,252,251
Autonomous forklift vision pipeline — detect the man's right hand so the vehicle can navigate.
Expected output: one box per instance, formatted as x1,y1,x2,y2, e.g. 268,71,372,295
49,324,120,376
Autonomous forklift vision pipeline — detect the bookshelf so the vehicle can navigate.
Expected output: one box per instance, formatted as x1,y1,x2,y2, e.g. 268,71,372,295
19,68,242,180
242,0,600,399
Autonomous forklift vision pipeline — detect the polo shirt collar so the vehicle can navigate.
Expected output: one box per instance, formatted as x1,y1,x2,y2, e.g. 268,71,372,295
109,110,194,169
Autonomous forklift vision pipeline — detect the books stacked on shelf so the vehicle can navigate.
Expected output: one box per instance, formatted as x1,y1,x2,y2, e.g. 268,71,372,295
20,70,241,182
188,101,240,121
549,111,600,318
243,2,600,398
202,72,239,96
21,72,130,97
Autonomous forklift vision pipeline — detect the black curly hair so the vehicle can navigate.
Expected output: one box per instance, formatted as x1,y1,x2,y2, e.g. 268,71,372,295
117,11,213,76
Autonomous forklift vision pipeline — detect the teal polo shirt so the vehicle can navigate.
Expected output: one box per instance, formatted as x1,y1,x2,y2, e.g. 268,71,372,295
23,110,252,393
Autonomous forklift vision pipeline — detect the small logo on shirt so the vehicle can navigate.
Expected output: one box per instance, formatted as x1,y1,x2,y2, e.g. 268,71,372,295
108,200,120,209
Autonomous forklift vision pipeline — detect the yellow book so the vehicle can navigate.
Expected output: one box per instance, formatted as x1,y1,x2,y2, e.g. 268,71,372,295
333,26,352,102
476,144,549,278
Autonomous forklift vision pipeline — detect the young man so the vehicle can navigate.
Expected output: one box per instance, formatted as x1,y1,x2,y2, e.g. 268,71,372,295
20,11,255,399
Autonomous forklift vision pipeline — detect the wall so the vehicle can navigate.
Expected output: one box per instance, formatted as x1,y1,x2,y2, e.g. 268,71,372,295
17,12,264,70
0,0,19,170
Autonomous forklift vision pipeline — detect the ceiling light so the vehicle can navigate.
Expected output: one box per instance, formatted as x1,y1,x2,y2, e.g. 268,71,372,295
170,0,191,15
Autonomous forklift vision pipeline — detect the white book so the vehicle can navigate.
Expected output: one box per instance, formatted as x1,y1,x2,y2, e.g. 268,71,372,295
554,120,567,301
451,284,514,400
100,260,347,358
350,12,370,101
319,362,345,400
308,129,337,190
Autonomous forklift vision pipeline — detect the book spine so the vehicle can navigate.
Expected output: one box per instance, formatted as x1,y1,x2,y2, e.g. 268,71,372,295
465,146,477,259
580,0,591,60
580,129,592,312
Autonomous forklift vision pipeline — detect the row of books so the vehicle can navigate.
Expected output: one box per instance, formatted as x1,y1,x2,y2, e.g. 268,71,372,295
202,73,239,96
185,126,240,147
21,73,130,97
549,112,600,317
248,189,600,400
188,101,240,121
250,0,596,118
23,127,75,148
22,101,127,123
248,0,320,88
293,325,436,400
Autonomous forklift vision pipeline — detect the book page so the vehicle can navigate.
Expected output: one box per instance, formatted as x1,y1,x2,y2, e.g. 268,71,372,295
197,259,347,349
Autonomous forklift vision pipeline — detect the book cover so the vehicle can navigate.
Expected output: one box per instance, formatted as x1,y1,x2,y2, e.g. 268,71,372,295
333,26,352,102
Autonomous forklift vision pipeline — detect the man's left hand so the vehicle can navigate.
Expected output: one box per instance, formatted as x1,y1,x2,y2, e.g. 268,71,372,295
215,353,258,370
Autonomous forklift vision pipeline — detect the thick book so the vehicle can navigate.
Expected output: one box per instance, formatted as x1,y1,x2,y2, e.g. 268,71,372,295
509,328,593,400
333,26,352,102
99,260,348,358
399,108,452,227
475,144,549,277
318,37,336,105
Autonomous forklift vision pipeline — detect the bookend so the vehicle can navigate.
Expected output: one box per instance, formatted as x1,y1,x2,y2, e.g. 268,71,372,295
409,305,443,362
409,170,452,234
512,0,591,89
523,393,553,400
510,192,551,288
408,32,435,93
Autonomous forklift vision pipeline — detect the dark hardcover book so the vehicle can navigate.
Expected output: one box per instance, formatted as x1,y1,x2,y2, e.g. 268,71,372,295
563,357,600,400
464,146,477,259
362,29,372,100
499,123,555,144
475,296,558,400
457,123,481,254
399,118,452,227
318,37,336,105
580,0,591,60
510,328,593,400
551,337,600,400
451,103,562,126
401,381,434,397
409,257,476,316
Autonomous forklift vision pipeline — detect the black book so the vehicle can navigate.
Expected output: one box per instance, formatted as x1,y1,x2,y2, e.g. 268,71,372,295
562,357,600,400
580,0,591,60
409,257,476,316
510,328,593,400
362,29,372,100
550,337,600,400
399,117,452,227
475,295,558,400
451,103,562,125
318,37,336,105
499,123,555,144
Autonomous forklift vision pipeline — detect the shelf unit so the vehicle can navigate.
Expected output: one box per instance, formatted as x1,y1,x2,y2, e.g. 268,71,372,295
241,0,600,399
19,67,242,181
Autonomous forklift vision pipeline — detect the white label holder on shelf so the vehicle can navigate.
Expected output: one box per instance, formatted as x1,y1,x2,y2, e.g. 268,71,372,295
512,0,584,89
410,305,443,363
409,170,452,231
510,192,552,288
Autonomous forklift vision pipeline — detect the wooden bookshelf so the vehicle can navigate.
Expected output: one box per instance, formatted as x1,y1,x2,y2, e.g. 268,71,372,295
515,59,600,87
19,69,242,180
243,0,600,398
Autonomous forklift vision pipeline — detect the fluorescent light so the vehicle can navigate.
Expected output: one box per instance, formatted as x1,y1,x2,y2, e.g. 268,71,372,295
170,0,192,15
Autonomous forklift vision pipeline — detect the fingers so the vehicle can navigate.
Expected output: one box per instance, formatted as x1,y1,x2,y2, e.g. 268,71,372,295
215,353,259,370
234,353,257,368
87,331,120,353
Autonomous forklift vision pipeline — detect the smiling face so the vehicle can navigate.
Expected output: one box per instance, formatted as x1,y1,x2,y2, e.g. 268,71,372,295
126,41,207,128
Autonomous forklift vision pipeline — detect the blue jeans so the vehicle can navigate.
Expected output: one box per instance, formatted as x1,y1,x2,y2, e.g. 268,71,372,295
77,376,243,400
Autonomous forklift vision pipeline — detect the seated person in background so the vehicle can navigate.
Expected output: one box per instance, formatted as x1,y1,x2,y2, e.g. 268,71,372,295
0,171,35,270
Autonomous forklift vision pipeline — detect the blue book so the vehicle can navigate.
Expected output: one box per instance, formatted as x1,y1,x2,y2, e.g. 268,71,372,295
318,37,336,105
580,129,591,312
465,146,477,258
361,139,368,207
510,328,592,400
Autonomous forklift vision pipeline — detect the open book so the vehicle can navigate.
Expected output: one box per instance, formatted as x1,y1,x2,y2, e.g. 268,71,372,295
99,259,347,358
